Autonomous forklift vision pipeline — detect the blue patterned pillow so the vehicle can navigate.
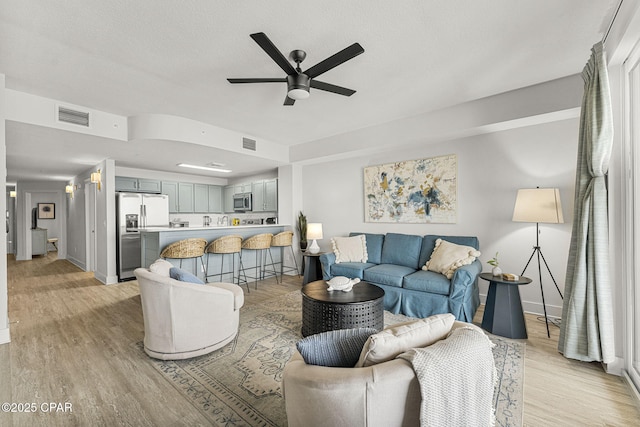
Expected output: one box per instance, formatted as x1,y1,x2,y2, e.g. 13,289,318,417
169,267,204,285
296,328,378,367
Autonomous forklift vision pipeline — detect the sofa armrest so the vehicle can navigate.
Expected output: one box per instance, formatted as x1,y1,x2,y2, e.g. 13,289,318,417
319,252,336,280
449,259,482,299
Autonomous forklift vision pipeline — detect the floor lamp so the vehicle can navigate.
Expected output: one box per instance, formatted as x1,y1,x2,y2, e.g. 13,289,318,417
512,187,564,338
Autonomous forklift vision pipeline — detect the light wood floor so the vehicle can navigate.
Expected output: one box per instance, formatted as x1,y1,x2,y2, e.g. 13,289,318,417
1,254,638,426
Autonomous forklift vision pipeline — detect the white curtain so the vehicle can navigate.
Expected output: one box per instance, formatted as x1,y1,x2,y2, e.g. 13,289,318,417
558,42,615,363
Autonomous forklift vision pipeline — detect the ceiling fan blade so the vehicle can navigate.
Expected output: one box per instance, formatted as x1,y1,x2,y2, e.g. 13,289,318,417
227,78,286,84
304,43,364,79
250,32,297,75
310,80,356,96
284,95,296,106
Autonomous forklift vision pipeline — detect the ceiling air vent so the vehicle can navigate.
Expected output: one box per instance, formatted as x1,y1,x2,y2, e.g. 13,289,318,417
242,137,256,151
58,106,90,127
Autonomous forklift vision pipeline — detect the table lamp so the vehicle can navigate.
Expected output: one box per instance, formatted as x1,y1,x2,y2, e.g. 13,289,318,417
512,187,565,337
306,223,323,254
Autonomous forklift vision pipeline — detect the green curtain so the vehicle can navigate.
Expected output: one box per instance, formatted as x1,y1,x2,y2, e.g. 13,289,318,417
558,42,615,363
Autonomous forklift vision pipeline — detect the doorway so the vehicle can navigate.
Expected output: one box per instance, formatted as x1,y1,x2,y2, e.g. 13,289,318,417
85,182,97,273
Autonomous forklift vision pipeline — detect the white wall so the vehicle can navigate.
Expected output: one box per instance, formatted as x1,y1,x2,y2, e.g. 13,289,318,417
66,175,88,270
31,191,63,242
66,159,117,284
302,117,578,318
95,159,117,284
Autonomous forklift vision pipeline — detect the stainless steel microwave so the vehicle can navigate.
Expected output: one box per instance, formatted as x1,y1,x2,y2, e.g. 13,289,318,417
233,192,252,212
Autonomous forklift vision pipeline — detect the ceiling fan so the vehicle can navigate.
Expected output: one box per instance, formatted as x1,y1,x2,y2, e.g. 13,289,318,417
227,32,364,106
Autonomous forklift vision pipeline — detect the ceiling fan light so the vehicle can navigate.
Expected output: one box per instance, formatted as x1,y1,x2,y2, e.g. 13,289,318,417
287,88,310,100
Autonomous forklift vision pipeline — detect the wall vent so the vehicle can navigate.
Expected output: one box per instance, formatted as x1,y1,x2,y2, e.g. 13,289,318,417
242,137,257,151
58,106,90,127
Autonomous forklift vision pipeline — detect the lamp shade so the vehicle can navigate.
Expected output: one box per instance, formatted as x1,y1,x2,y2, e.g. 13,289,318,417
306,223,323,240
512,188,564,224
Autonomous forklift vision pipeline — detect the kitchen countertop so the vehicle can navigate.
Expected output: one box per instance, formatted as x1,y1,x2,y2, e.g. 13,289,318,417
140,224,286,232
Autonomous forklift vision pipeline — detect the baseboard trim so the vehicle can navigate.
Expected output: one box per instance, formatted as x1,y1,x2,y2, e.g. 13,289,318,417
604,357,625,376
66,255,86,271
94,271,118,285
479,292,563,318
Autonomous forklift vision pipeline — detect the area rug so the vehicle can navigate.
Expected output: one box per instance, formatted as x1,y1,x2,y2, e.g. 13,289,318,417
142,291,525,427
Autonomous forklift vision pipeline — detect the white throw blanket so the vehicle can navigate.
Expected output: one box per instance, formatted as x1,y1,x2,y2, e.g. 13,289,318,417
398,326,496,427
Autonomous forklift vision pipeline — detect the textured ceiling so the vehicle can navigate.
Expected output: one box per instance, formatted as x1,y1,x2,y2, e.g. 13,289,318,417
0,0,618,181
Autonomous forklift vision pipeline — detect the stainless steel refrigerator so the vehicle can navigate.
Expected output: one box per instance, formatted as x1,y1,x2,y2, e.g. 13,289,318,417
117,192,169,281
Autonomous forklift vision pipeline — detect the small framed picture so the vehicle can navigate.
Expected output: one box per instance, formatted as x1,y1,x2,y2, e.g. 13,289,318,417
38,203,55,220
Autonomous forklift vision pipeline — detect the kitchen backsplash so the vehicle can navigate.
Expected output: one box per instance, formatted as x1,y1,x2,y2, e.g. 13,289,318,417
169,212,278,227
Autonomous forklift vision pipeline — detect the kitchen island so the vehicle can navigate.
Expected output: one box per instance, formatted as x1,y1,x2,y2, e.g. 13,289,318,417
140,224,288,281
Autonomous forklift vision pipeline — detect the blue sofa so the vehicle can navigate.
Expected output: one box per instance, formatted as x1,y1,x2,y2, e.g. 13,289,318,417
319,232,481,321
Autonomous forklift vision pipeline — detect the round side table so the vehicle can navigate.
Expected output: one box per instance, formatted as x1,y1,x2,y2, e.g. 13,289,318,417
479,272,532,339
301,280,385,337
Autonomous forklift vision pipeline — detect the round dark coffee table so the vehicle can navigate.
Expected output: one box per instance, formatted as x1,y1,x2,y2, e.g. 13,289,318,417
301,280,385,337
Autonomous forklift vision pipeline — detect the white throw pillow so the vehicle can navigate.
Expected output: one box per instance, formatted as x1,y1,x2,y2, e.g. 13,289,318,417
331,235,368,263
423,239,481,279
149,258,173,277
355,313,455,367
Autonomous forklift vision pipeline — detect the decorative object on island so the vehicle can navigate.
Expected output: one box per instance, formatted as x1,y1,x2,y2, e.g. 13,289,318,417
512,187,564,337
296,211,307,251
306,222,323,254
326,276,360,292
90,169,102,191
37,203,55,219
487,252,502,276
363,154,457,224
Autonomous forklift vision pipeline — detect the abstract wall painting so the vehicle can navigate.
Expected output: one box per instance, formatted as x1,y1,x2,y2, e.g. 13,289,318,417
363,154,457,223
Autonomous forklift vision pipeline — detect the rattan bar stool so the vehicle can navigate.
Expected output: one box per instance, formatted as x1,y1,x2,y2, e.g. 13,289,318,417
264,231,299,283
205,235,249,292
240,233,277,289
160,238,207,276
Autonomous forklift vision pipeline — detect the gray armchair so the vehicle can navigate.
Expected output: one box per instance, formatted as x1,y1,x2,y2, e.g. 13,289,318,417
134,267,244,360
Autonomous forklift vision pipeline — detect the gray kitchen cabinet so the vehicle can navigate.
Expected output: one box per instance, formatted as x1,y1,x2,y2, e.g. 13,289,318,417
251,179,278,212
235,183,251,194
224,186,235,213
178,183,194,213
161,181,179,212
208,185,223,213
116,176,161,193
264,179,278,212
252,181,264,212
137,178,162,193
32,228,48,256
194,184,209,213
115,176,138,192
